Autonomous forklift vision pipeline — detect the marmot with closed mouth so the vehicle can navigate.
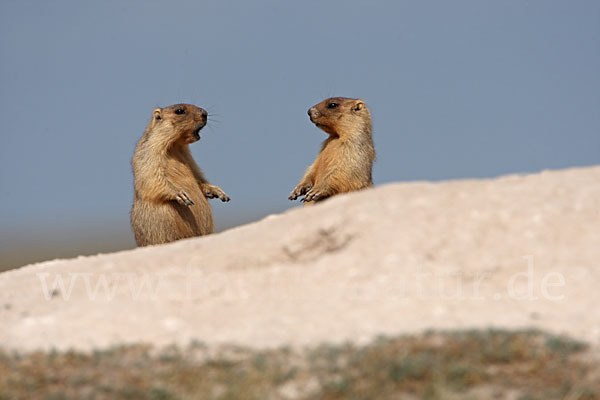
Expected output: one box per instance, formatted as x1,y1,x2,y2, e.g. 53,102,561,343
289,97,375,203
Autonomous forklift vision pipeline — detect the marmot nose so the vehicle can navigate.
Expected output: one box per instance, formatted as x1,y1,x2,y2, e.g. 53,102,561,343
308,107,318,118
201,109,208,122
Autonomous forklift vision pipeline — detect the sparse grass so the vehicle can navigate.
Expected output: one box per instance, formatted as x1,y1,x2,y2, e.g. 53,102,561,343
0,329,597,400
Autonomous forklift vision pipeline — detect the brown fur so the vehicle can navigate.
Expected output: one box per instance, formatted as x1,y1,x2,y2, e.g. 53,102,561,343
131,104,230,246
289,97,375,203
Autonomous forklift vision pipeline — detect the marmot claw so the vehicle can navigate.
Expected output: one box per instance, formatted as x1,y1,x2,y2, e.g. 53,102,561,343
176,191,195,206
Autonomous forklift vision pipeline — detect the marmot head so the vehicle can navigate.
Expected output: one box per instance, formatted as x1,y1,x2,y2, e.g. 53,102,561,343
151,103,208,144
307,97,370,137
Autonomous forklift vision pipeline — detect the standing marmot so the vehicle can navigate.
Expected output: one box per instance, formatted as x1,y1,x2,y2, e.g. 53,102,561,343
289,97,375,203
131,103,230,246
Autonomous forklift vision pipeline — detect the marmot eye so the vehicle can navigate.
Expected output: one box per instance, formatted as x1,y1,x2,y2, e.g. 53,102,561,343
327,102,338,109
174,108,186,115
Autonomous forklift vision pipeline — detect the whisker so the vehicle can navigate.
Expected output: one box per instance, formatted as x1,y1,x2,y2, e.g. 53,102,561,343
205,105,220,115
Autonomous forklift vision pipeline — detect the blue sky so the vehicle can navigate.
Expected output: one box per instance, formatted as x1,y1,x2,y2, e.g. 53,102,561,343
1,1,598,266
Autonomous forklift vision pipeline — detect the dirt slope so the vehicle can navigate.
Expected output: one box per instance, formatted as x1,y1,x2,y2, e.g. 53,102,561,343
1,166,598,352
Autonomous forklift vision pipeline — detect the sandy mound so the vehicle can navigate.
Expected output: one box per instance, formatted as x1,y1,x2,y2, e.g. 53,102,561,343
1,166,599,352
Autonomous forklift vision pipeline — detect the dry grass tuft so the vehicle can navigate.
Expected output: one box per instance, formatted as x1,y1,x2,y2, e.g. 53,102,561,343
0,329,597,400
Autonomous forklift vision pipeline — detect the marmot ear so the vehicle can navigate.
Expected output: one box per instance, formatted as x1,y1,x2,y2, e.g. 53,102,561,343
153,108,162,121
354,101,364,112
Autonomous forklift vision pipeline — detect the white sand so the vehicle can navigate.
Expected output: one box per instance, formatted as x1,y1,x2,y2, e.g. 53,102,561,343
1,166,599,352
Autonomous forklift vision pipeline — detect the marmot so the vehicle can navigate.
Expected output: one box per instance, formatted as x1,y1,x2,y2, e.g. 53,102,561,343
131,103,230,246
289,97,375,203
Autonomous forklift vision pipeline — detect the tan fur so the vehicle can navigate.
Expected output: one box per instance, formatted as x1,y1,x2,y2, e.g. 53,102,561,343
289,97,375,203
131,104,230,246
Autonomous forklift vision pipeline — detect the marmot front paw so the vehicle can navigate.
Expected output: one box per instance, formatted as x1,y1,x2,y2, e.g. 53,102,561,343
302,187,330,203
203,185,231,202
175,191,195,206
289,183,312,201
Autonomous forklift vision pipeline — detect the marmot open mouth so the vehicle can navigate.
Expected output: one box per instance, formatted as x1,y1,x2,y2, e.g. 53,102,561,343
192,126,202,140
